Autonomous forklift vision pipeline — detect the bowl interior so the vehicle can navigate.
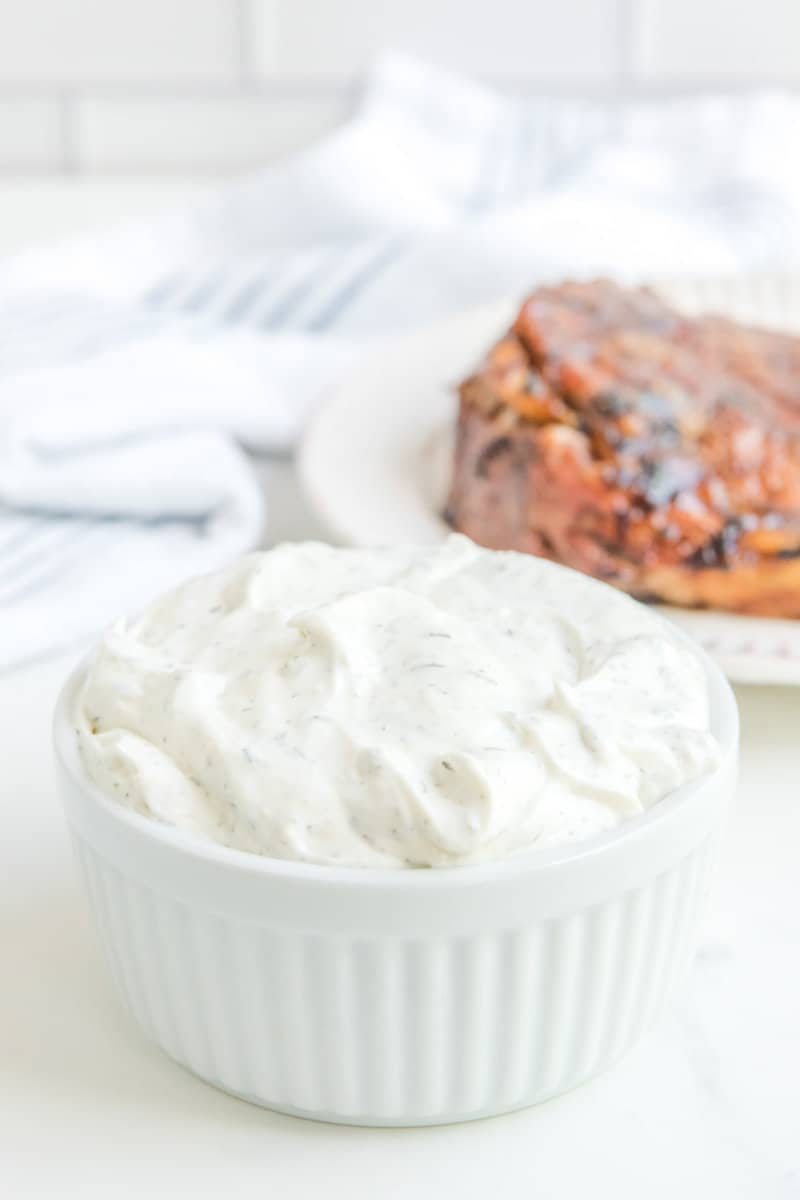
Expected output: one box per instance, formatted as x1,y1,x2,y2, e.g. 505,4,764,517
54,624,738,888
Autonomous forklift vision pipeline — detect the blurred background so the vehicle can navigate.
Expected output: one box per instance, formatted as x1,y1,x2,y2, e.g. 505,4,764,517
1,0,799,249
2,0,800,666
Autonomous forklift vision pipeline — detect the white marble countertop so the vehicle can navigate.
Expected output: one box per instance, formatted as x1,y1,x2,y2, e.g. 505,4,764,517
1,182,799,1199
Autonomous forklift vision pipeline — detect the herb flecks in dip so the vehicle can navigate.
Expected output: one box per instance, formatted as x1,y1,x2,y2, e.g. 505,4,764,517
77,536,719,867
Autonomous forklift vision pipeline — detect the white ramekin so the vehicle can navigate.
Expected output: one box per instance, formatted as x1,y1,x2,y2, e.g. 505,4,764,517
54,649,738,1127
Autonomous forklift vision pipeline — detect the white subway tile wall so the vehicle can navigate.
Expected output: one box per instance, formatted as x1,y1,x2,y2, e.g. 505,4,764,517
0,0,240,84
76,95,350,171
0,0,797,175
248,0,626,81
632,0,800,82
0,98,63,169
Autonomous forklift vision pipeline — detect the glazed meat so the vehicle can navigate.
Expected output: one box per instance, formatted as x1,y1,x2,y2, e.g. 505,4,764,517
447,280,800,616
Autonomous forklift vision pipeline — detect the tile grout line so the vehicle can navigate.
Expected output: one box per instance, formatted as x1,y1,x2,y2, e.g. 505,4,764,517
0,80,353,101
235,0,254,79
0,75,798,106
620,0,650,83
58,88,79,173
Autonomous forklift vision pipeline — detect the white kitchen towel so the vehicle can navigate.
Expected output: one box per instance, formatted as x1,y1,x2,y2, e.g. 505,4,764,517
3,53,800,667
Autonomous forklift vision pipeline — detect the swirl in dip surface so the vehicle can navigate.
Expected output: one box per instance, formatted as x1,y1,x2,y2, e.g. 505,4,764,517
76,535,720,868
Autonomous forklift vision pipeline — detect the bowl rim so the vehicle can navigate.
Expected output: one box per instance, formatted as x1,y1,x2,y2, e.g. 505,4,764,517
54,633,738,892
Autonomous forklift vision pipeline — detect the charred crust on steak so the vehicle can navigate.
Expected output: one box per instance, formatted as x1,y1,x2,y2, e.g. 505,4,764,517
448,279,800,616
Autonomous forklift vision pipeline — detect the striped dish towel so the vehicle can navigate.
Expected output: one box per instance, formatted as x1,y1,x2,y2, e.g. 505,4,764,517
3,54,800,668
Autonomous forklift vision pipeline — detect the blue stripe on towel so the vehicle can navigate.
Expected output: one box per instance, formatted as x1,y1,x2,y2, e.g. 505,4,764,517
0,522,112,606
306,239,404,332
0,520,94,585
258,252,335,330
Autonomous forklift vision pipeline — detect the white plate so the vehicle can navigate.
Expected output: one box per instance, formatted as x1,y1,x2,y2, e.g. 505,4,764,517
300,276,800,685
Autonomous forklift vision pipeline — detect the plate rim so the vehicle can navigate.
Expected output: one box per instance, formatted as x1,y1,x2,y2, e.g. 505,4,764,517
299,282,800,686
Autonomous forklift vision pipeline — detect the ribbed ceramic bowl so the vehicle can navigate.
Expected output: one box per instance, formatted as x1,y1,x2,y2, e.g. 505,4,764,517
54,649,738,1127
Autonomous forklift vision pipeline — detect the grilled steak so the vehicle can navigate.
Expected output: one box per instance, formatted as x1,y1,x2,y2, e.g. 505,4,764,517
448,279,800,616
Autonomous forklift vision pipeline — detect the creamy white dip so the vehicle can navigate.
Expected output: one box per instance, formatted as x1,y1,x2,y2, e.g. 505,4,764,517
76,535,720,867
